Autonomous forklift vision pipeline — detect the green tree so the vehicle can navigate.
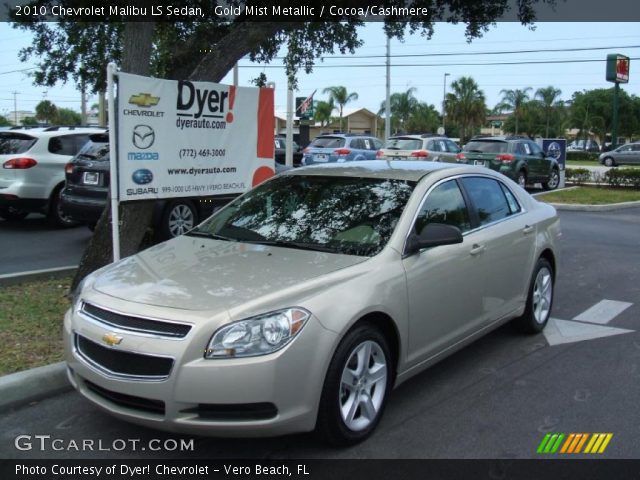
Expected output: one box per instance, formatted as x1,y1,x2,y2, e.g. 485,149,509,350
322,86,359,132
314,100,334,128
406,102,440,134
0,115,10,126
56,107,82,125
35,100,58,124
21,116,39,126
12,0,553,288
378,88,418,134
497,88,532,135
535,86,563,137
445,76,486,143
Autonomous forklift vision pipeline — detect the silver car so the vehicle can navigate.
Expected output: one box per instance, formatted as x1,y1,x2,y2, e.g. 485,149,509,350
599,142,640,167
64,161,560,445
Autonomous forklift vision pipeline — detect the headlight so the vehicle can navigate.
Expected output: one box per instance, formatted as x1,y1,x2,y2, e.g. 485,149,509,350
205,308,310,359
71,276,89,312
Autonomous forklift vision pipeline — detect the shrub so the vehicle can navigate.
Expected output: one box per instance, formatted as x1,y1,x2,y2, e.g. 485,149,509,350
566,151,600,162
604,168,640,189
565,168,591,185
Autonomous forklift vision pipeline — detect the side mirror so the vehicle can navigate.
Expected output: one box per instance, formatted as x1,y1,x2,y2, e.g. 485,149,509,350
405,223,463,256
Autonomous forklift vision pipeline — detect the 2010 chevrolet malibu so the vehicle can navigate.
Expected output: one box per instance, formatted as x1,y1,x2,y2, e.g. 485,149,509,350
64,161,560,445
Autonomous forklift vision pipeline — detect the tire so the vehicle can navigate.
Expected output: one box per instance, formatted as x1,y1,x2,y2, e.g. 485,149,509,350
513,258,554,334
516,170,527,189
158,200,197,240
0,206,29,222
542,169,560,191
603,157,615,167
48,187,79,228
316,323,392,446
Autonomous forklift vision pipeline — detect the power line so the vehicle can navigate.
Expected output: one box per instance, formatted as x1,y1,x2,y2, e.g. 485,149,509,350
273,44,640,60
0,67,36,75
240,57,640,68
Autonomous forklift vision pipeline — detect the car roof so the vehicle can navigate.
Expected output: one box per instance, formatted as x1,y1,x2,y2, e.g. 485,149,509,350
286,160,470,181
0,127,106,138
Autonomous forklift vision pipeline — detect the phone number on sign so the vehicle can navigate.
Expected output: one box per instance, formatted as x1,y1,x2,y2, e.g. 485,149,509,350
179,148,227,160
161,183,246,194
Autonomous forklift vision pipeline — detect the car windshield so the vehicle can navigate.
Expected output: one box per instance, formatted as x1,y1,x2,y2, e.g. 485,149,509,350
75,137,109,160
0,133,37,154
385,138,423,150
192,175,416,257
310,137,346,148
464,140,509,153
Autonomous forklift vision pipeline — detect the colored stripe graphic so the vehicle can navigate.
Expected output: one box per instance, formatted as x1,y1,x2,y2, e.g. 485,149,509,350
538,433,613,454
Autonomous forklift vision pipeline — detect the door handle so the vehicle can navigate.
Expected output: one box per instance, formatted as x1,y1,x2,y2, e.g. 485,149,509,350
523,225,534,235
470,244,485,256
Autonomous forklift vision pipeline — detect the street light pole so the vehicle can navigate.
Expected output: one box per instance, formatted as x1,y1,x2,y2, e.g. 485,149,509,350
442,73,450,134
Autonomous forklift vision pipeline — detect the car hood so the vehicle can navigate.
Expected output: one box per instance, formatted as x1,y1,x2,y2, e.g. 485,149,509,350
91,235,367,312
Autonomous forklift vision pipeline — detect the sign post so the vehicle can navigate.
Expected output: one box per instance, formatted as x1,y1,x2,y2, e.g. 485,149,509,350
106,62,120,262
606,54,630,147
541,138,567,189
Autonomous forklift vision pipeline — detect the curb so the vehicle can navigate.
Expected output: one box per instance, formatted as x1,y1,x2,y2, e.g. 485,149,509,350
0,362,71,411
0,266,77,287
547,201,640,212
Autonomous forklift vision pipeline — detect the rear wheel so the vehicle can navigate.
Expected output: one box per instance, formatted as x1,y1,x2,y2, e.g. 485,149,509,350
48,187,79,228
316,324,392,446
603,157,615,167
543,169,560,190
514,258,554,334
516,170,527,188
0,206,29,222
159,200,197,240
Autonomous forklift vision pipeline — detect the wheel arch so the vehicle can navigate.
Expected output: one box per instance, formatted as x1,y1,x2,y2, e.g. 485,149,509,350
539,248,557,280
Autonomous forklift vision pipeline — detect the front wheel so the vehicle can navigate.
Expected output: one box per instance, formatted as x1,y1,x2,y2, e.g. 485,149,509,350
516,170,527,189
513,258,554,334
543,169,560,190
158,200,197,240
603,157,615,167
316,324,392,446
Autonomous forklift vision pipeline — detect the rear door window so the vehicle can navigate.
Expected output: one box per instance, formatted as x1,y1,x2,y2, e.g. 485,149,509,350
48,134,90,155
310,137,345,148
461,177,512,226
0,133,37,154
415,180,472,234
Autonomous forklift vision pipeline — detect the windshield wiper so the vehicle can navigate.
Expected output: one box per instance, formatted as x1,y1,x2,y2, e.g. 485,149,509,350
185,230,236,242
244,239,339,253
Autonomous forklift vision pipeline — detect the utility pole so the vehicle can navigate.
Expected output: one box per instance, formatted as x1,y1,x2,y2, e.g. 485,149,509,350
442,73,450,134
80,80,87,126
385,36,391,141
12,91,19,125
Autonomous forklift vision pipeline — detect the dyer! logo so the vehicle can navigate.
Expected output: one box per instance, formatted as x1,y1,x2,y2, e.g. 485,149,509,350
132,125,155,149
537,433,613,454
176,80,236,123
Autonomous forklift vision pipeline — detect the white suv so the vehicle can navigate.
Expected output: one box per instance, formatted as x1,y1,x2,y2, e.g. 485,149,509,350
377,134,461,163
0,126,106,226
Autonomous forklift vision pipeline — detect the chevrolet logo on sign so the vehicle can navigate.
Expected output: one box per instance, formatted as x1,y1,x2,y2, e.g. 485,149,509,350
102,333,123,347
129,93,160,108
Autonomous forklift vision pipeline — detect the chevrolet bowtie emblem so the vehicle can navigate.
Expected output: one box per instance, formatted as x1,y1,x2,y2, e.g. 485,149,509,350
128,93,160,108
102,333,123,346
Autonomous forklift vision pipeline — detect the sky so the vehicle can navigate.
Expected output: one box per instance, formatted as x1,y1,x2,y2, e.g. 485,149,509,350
0,21,639,120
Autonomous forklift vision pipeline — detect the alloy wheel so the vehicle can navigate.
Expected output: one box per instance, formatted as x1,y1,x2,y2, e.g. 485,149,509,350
532,267,553,325
168,204,195,237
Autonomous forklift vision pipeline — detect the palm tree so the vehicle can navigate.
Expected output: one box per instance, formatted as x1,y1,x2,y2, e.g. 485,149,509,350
314,100,334,128
535,86,562,137
406,102,440,134
497,87,532,135
322,86,358,132
444,76,486,143
378,88,419,134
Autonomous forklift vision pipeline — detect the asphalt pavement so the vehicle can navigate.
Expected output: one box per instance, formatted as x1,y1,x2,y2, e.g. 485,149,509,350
0,207,638,459
0,214,91,275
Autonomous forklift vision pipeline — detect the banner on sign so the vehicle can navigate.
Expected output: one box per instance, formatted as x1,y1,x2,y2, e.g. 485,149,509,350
116,72,275,201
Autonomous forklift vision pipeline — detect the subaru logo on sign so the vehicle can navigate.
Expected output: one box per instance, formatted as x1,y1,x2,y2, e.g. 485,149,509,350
132,124,155,149
547,142,562,160
132,169,153,185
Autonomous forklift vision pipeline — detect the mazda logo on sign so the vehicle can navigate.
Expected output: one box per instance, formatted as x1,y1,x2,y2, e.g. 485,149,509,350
132,125,155,149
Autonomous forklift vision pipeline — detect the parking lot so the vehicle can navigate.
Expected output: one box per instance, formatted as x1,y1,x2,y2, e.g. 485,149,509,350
0,206,638,459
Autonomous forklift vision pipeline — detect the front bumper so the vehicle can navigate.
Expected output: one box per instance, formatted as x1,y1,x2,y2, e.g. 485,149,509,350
63,300,338,437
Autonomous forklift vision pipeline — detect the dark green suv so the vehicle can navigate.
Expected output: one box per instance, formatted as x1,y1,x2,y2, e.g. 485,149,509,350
459,136,560,190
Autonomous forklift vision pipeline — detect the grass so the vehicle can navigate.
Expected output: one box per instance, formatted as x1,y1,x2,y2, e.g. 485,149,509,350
0,275,71,376
566,160,599,167
538,186,640,204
